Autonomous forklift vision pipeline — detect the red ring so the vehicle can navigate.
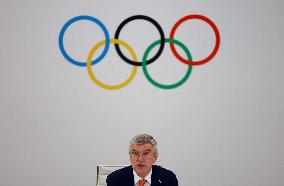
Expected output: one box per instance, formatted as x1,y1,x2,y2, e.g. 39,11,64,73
169,14,221,66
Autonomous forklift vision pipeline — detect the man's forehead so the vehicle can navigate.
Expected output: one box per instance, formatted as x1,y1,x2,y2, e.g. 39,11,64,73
130,143,153,150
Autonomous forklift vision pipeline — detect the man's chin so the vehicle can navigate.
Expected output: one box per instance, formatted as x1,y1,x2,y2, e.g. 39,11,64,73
135,165,151,177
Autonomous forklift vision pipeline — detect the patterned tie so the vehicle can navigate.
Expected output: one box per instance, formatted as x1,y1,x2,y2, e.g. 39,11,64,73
139,179,146,186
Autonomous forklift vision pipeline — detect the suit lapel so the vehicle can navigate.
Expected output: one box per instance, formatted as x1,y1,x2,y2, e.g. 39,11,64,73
125,166,135,186
151,177,161,186
151,165,162,186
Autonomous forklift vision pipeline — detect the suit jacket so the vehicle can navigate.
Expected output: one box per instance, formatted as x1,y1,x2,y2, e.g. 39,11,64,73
106,165,178,186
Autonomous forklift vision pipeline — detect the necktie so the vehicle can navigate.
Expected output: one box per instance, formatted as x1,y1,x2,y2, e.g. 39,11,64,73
139,179,146,186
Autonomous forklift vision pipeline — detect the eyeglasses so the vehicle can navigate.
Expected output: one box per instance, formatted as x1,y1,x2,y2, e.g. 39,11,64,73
130,151,153,159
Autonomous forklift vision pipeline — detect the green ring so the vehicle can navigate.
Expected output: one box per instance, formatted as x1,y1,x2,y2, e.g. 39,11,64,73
142,38,193,89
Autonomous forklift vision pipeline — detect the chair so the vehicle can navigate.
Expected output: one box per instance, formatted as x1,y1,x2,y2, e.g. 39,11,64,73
96,165,127,186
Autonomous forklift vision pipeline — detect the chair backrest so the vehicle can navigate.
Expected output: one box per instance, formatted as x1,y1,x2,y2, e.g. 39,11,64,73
96,165,127,186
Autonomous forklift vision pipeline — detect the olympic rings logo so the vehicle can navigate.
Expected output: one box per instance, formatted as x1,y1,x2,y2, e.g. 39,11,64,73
58,14,220,90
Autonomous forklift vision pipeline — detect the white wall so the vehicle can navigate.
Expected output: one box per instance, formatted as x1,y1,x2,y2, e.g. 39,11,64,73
0,0,283,185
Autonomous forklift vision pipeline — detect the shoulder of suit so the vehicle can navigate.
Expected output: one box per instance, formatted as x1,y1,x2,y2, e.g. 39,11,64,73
107,165,132,179
153,165,177,177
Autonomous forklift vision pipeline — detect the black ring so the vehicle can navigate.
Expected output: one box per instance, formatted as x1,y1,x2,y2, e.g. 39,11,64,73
114,15,165,66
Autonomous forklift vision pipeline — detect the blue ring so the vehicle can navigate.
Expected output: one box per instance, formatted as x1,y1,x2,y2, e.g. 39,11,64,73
58,15,110,67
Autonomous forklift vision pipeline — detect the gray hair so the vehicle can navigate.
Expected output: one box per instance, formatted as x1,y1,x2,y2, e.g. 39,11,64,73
129,134,158,154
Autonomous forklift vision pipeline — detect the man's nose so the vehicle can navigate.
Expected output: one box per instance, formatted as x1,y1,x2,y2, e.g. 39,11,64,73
137,155,144,161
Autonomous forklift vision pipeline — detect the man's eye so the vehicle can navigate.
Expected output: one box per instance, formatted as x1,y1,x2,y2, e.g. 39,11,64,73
132,152,139,156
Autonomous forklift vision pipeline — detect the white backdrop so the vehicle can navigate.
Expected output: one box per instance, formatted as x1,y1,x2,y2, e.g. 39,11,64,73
0,0,283,185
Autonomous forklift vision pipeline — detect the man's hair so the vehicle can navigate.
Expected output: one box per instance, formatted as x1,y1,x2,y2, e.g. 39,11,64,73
129,134,158,154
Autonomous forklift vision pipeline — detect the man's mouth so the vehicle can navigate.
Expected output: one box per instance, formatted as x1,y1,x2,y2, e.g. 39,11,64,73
137,164,146,169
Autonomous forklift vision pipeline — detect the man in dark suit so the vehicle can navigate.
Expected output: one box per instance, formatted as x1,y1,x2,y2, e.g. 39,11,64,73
106,134,178,186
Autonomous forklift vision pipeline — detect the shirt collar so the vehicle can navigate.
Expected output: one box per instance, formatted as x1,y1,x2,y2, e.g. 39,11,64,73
133,168,152,184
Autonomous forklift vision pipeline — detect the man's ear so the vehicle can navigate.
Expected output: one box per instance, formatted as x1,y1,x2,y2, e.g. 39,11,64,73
154,152,158,162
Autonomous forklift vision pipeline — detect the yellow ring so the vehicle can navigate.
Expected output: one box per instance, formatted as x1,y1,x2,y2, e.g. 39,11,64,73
86,39,138,90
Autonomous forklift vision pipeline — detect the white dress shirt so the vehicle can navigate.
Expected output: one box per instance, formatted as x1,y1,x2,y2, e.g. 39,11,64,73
133,169,152,186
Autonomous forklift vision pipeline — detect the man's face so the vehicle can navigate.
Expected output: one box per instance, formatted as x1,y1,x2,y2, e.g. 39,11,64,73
129,143,157,178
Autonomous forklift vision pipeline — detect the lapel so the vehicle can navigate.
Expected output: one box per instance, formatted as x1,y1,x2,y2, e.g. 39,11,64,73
151,177,162,186
125,166,135,186
151,165,162,186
